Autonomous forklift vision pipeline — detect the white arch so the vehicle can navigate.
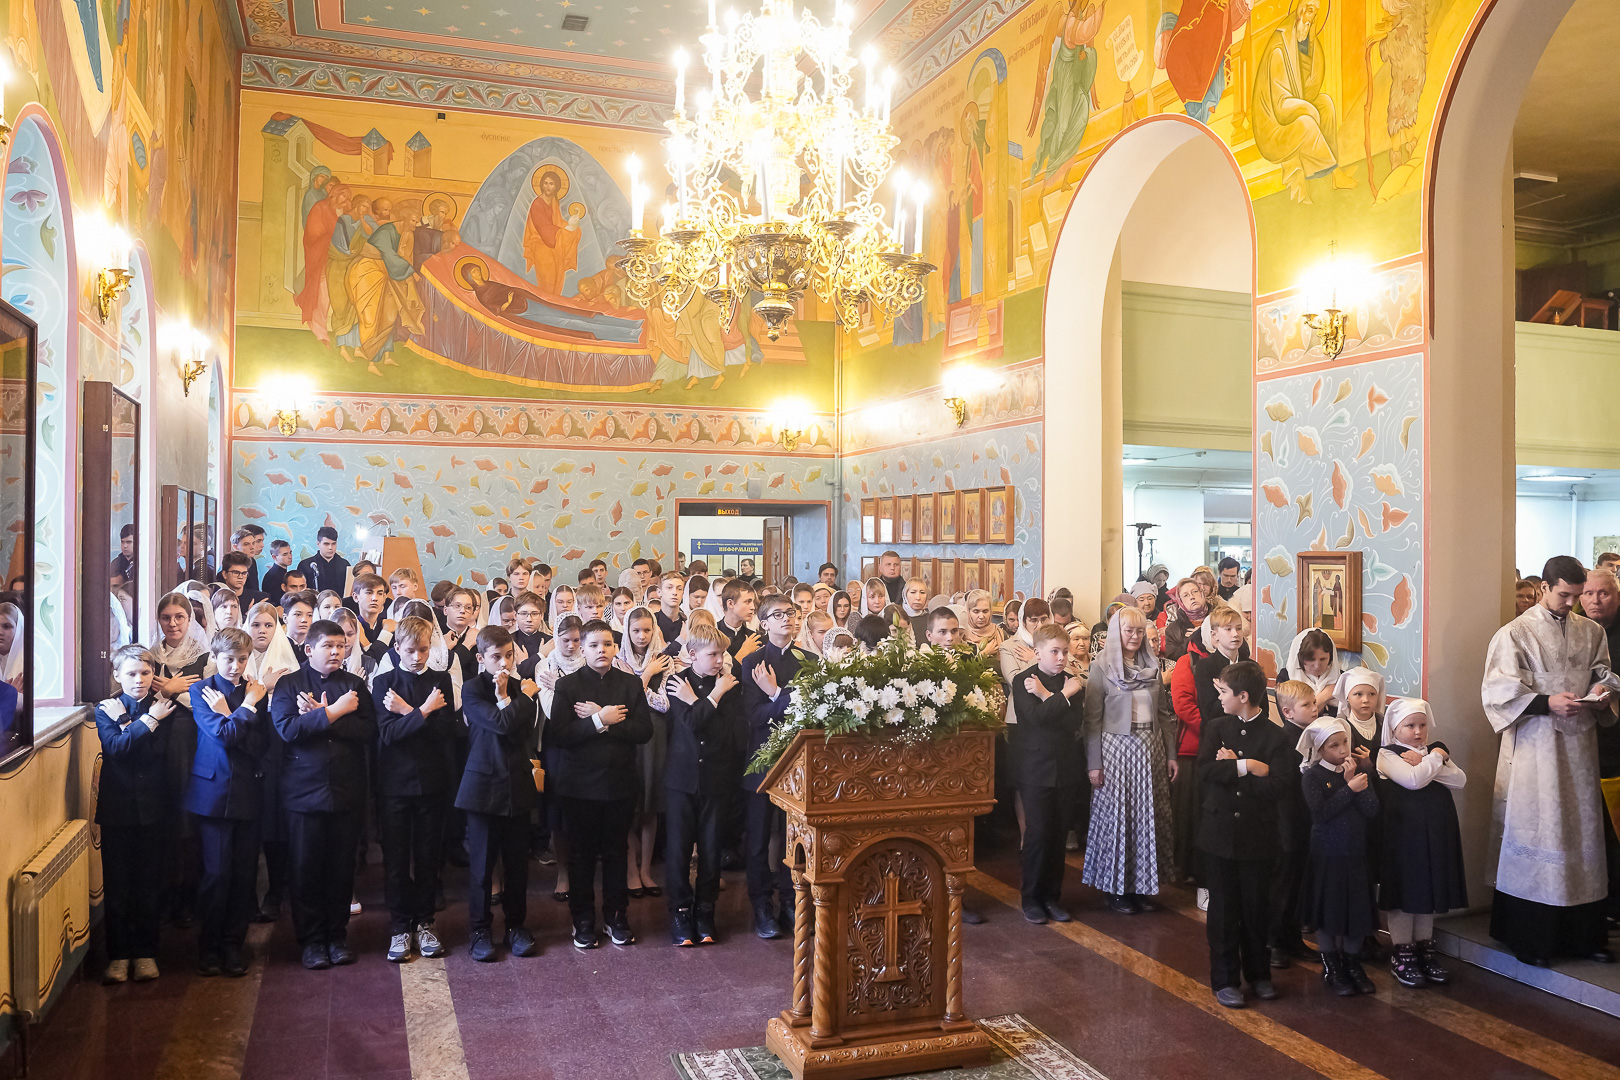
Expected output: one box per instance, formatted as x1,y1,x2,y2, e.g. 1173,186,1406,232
1041,116,1255,617
121,244,159,634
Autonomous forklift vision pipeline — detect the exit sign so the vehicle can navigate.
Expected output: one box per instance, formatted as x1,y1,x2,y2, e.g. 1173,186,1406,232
715,507,741,516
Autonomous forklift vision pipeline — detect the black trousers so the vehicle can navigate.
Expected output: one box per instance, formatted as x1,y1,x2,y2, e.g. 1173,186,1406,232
744,788,793,909
666,789,723,913
1170,755,1201,882
561,795,635,922
380,795,447,934
1490,889,1608,960
261,838,289,904
1019,783,1074,907
466,811,529,933
442,737,470,859
196,816,261,956
285,809,362,947
101,822,166,960
1204,854,1274,990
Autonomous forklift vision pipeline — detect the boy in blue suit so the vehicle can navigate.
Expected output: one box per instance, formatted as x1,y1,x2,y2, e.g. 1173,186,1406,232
271,620,376,970
96,646,178,984
185,628,272,977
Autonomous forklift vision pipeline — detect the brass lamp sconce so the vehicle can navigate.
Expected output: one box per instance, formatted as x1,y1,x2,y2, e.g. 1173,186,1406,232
163,320,211,397
940,363,995,427
179,357,206,396
1299,242,1371,363
769,399,814,453
79,210,134,323
265,377,312,437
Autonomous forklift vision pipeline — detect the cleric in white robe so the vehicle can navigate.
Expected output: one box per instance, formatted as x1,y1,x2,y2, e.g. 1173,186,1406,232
1481,556,1619,966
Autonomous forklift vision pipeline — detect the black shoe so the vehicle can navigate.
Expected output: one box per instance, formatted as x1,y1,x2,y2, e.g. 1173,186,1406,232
1591,948,1616,964
196,953,222,977
253,896,280,924
1129,895,1161,912
1413,939,1450,983
507,927,539,958
961,907,985,925
754,904,783,939
1214,986,1245,1009
671,908,697,947
172,906,197,930
301,944,331,970
1321,952,1357,997
694,907,717,945
536,848,557,866
720,848,744,872
777,903,795,936
1391,942,1426,987
1044,901,1072,923
1250,979,1280,1001
327,940,357,967
1283,939,1322,963
1022,904,1048,924
1270,947,1293,969
222,946,250,978
572,919,600,950
1516,952,1552,968
470,930,498,962
606,911,636,946
1342,953,1376,995
1105,895,1139,915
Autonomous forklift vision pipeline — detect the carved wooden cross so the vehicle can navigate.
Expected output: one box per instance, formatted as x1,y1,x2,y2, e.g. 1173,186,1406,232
859,870,924,984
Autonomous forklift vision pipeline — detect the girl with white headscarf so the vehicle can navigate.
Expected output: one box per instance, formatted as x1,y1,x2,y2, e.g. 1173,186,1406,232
821,625,856,663
617,605,673,898
1331,667,1386,765
490,595,527,672
1282,627,1343,713
1374,698,1468,987
540,585,576,657
826,589,854,630
244,600,299,686
537,612,587,901
1081,607,1176,912
1296,715,1381,995
0,601,25,688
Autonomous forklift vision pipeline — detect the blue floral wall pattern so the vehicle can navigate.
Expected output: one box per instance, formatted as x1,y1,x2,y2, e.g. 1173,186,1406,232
1252,354,1424,694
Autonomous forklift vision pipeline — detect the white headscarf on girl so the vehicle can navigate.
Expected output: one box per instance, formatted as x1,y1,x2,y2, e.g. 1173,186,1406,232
490,595,524,667
0,601,25,684
373,599,464,707
613,605,669,712
182,580,217,636
1332,666,1386,743
1382,696,1435,751
538,613,588,717
1284,628,1342,693
547,585,577,635
825,589,853,629
151,590,214,675
1297,715,1352,772
703,581,728,621
822,626,856,662
245,600,300,683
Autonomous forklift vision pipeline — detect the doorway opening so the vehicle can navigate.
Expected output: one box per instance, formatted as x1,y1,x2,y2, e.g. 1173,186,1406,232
675,501,831,583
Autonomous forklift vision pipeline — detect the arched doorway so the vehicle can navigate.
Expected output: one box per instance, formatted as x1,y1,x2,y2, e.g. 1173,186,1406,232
1,108,80,705
1042,116,1255,618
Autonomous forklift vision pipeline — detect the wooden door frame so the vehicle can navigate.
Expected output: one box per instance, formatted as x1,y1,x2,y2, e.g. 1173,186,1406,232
672,499,833,570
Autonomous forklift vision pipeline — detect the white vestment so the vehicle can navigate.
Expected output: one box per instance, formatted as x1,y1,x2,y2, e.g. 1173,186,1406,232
1481,604,1620,907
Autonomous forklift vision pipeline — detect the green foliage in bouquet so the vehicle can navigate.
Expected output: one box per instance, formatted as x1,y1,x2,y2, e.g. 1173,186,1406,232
746,635,1007,776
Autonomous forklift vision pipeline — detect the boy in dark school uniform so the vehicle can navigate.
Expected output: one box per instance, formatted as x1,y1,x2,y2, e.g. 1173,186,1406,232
550,620,653,949
1009,623,1086,925
261,540,295,604
455,625,542,962
1198,659,1291,1009
297,526,352,595
352,573,397,661
270,620,376,970
186,629,273,978
375,615,460,962
96,646,178,984
662,623,742,946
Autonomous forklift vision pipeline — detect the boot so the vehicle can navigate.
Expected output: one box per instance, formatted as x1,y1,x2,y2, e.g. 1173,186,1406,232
1390,942,1426,988
1320,951,1357,997
1414,939,1451,985
1341,951,1377,995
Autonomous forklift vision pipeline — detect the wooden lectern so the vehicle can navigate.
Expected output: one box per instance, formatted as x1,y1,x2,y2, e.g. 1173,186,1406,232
758,729,997,1080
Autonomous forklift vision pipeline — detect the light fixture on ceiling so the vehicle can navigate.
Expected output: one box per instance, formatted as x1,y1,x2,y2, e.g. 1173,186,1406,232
1521,474,1588,483
618,0,933,343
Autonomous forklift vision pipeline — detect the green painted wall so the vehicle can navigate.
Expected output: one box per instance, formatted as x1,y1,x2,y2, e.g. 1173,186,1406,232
1121,283,1252,451
1516,322,1620,467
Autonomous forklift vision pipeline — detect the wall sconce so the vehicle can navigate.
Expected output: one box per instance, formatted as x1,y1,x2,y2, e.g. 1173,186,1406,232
161,319,211,397
264,377,312,437
940,363,996,427
1299,242,1373,362
78,209,133,323
768,399,815,453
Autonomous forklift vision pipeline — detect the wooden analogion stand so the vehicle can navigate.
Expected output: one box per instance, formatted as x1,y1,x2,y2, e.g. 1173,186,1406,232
757,730,997,1080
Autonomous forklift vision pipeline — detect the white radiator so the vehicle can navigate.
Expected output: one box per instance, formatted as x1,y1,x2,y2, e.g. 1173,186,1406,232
10,819,92,1019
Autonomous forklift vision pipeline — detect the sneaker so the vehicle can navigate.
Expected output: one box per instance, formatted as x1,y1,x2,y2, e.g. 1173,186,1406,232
222,947,250,978
1214,986,1246,1009
694,908,716,945
415,925,446,959
572,919,600,950
1196,888,1209,912
537,848,557,866
197,953,222,977
327,939,357,967
102,959,129,984
671,908,697,947
753,904,783,939
349,899,363,915
507,927,539,958
301,944,332,970
606,911,636,946
388,933,413,963
132,957,159,982
469,930,498,962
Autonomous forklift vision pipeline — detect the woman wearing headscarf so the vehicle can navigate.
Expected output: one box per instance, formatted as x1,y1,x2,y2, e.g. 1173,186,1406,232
1082,606,1176,914
616,605,673,899
1000,598,1023,634
1145,563,1172,613
1159,578,1210,663
858,578,889,620
0,601,25,689
960,590,1004,656
237,599,299,924
1129,580,1158,621
1279,628,1342,714
821,625,856,662
541,585,577,656
826,589,854,630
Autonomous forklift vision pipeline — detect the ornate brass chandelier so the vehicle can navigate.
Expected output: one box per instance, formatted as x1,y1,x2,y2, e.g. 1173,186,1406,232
618,0,934,342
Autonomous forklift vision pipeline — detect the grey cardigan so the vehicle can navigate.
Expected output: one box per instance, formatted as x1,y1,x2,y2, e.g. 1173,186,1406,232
1081,672,1176,771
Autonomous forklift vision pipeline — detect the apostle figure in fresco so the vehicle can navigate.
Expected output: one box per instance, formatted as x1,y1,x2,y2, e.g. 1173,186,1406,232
1156,0,1249,125
345,197,426,375
413,194,462,271
1027,0,1107,186
523,165,583,295
327,192,370,361
1251,0,1350,203
454,256,643,344
295,169,339,328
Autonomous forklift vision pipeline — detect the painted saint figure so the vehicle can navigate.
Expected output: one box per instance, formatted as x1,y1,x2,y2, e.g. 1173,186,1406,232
455,256,643,344
345,197,426,375
523,165,583,295
1251,0,1353,203
1156,0,1250,124
1027,1,1107,186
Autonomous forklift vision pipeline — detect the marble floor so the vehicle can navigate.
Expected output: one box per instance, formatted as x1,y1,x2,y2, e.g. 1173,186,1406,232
17,845,1620,1080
